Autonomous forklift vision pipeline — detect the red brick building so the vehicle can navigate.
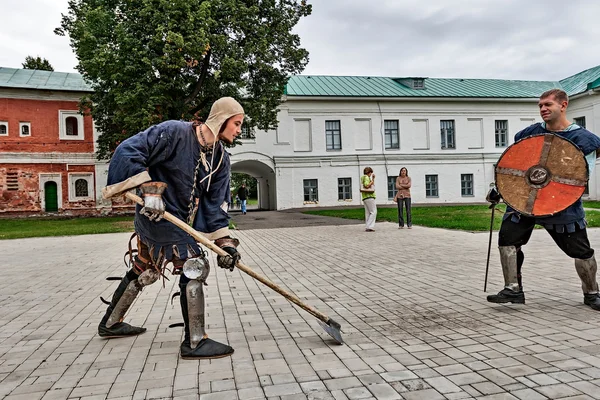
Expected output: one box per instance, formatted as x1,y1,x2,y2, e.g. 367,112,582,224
0,67,108,215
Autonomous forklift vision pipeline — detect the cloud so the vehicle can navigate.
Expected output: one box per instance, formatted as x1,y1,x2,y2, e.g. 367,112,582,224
1,0,599,81
294,0,600,80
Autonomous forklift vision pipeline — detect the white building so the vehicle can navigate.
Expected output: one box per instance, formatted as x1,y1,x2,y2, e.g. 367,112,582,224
230,67,600,210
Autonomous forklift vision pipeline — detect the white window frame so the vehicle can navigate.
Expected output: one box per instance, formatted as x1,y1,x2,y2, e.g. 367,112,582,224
495,120,508,148
68,173,94,201
303,179,319,203
337,177,352,201
387,176,397,200
574,116,586,129
461,174,474,197
19,122,31,137
59,110,85,140
384,120,400,150
440,120,455,149
426,174,439,197
325,120,342,151
0,121,8,136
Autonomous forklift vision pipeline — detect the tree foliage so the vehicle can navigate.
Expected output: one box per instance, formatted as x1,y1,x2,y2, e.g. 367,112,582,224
55,0,312,159
22,56,54,71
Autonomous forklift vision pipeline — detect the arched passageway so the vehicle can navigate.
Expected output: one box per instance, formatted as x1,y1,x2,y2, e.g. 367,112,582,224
231,155,276,211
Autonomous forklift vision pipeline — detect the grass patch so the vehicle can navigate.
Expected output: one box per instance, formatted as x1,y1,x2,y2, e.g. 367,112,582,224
305,204,600,231
583,200,600,209
0,216,135,240
0,215,239,240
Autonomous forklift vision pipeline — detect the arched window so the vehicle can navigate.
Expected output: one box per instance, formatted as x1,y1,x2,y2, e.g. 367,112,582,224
75,179,88,197
66,117,78,136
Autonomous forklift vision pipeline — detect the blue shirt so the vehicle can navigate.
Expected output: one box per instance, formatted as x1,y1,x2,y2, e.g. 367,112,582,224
107,120,231,258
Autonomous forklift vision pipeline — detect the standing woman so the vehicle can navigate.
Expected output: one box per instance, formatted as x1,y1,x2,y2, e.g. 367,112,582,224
361,167,377,232
395,167,412,228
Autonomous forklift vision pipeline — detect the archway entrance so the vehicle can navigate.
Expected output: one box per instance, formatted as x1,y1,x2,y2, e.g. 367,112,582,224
44,181,59,212
230,159,276,210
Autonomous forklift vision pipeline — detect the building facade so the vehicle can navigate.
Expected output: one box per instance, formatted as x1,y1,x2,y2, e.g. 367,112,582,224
2,66,600,214
230,71,600,210
0,68,102,215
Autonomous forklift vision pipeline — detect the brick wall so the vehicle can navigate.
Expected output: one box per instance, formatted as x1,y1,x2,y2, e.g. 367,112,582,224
0,97,94,153
0,163,96,213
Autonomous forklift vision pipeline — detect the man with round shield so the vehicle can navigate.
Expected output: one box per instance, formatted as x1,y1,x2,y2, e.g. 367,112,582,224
487,88,600,310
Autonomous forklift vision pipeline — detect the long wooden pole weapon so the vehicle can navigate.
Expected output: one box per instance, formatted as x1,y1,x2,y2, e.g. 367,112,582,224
125,191,344,344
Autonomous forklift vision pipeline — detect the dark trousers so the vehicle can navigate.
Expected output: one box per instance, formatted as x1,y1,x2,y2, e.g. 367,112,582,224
498,216,594,259
397,197,412,227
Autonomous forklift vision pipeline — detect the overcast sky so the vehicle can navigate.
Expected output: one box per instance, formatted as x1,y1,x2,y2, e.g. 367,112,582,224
1,0,599,81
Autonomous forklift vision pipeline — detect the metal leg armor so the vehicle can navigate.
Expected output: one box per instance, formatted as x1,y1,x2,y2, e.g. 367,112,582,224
98,269,159,337
186,280,206,348
179,257,234,359
487,246,526,304
574,255,600,310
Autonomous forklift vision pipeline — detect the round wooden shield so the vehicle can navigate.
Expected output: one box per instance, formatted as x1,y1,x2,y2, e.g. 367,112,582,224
495,134,588,217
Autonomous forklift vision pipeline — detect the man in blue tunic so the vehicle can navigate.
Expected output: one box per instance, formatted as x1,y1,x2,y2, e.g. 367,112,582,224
99,97,244,359
487,89,600,310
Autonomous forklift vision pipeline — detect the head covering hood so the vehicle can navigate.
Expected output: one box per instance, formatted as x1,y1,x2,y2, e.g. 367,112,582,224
204,97,245,137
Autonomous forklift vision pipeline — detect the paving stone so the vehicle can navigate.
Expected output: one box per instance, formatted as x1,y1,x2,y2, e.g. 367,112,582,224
1,226,600,399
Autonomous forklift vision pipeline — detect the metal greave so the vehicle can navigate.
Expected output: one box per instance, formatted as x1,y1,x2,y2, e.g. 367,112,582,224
185,280,206,348
105,270,159,328
574,255,600,294
499,245,520,292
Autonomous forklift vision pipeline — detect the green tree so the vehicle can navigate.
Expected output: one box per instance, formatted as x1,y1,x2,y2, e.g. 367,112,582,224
22,56,54,71
55,0,312,159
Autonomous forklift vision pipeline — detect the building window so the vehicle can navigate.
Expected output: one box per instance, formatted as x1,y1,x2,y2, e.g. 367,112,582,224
75,179,89,197
426,175,438,197
384,120,400,149
66,117,79,136
495,120,508,147
59,110,84,140
387,176,396,200
325,120,342,150
413,79,425,89
19,122,31,137
303,179,318,202
461,174,474,196
338,178,352,200
574,117,586,129
240,124,255,139
0,121,7,136
68,173,94,201
440,120,455,149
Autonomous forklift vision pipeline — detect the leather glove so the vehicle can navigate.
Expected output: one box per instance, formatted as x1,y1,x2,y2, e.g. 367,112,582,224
139,182,167,222
214,237,241,271
486,186,501,205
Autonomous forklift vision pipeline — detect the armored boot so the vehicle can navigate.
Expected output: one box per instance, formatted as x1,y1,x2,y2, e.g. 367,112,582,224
487,246,525,304
98,269,158,337
574,256,600,311
179,279,234,359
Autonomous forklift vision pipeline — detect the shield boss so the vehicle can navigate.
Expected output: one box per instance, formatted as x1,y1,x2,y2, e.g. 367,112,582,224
495,133,588,217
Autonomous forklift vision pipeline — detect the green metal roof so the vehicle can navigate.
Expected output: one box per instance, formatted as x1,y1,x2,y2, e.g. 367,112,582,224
285,75,564,98
286,65,600,99
559,65,600,95
1,64,599,98
0,67,92,92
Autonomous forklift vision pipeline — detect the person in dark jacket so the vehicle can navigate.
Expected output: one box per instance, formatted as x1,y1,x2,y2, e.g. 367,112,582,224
237,183,248,214
487,89,600,310
99,97,245,359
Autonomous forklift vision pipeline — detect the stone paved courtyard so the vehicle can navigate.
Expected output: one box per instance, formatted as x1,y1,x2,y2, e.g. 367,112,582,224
2,221,600,400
